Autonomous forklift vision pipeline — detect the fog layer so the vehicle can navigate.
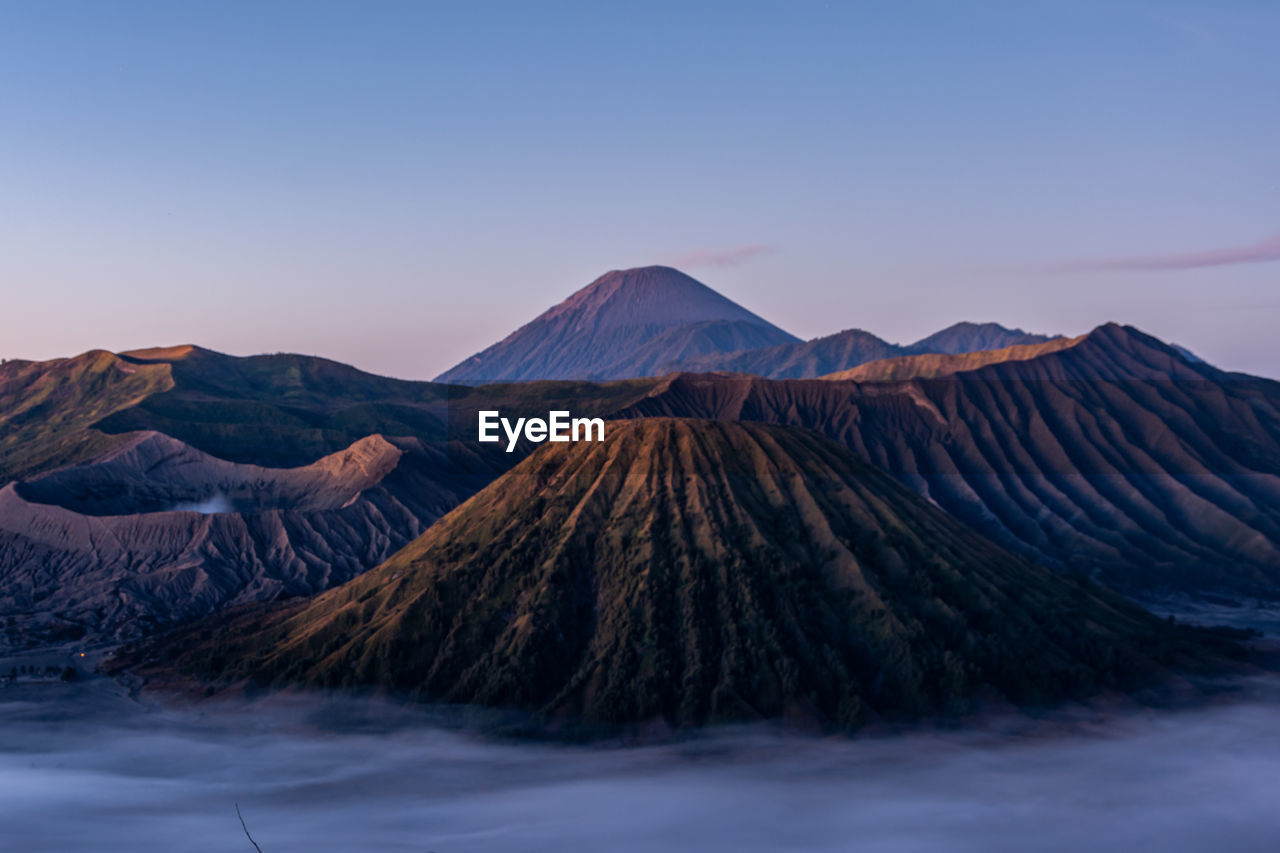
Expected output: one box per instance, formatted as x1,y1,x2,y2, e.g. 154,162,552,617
3,677,1280,852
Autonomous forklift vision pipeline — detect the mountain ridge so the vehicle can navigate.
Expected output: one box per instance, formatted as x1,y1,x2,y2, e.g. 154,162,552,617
616,325,1280,596
656,322,1063,380
908,321,1059,355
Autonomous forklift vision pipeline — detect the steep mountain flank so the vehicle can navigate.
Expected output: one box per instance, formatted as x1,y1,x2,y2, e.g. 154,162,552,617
153,419,1224,732
434,266,797,383
618,326,1280,596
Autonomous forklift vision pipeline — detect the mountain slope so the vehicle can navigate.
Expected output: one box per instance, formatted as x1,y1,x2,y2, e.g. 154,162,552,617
908,322,1058,354
0,350,174,483
154,419,1221,731
434,266,797,384
618,325,1280,596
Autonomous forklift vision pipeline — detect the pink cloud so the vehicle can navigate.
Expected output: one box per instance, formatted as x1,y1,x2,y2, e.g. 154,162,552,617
1052,233,1280,273
665,244,776,269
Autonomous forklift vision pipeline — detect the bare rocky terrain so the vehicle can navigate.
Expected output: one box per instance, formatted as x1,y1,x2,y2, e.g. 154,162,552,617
621,324,1280,597
0,432,472,650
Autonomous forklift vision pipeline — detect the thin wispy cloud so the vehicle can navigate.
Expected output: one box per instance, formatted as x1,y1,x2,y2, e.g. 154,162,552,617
665,244,776,269
1052,233,1280,274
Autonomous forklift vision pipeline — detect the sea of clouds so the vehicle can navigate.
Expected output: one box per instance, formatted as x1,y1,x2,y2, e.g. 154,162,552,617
3,674,1280,852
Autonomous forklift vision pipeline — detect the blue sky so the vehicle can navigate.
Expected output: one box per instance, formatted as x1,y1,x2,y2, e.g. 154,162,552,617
2,1,1277,378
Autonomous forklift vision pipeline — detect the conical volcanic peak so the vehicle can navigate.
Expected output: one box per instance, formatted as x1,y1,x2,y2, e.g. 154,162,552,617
435,266,798,384
539,266,780,332
160,418,1220,732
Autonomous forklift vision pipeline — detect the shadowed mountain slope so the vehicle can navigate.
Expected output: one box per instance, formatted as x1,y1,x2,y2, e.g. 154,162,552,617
87,344,661,470
617,326,1280,596
434,266,798,384
152,419,1228,731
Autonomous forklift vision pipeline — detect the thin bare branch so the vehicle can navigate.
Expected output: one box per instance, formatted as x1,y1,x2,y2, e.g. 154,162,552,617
236,803,263,853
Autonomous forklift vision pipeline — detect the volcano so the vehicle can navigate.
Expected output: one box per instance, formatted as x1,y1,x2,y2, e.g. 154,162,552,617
156,418,1218,731
434,266,797,384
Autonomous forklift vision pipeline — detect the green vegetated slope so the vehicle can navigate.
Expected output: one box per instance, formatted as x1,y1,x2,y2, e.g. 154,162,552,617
0,350,174,483
155,419,1228,731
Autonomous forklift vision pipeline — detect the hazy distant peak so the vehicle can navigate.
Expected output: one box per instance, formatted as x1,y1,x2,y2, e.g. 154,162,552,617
435,266,797,384
538,265,788,334
910,321,1058,355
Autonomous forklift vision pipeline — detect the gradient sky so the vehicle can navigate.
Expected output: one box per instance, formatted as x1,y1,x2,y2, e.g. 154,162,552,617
2,1,1277,379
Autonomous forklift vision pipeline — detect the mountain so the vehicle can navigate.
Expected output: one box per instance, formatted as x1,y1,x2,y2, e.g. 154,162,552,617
143,419,1222,732
0,344,665,651
663,328,903,379
823,336,1083,382
0,431,463,649
657,323,1067,380
618,325,1280,597
434,266,798,384
907,322,1058,355
5,319,1278,654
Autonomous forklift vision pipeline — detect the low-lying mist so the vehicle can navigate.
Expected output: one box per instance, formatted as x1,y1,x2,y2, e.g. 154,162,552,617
168,492,234,514
4,676,1280,852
